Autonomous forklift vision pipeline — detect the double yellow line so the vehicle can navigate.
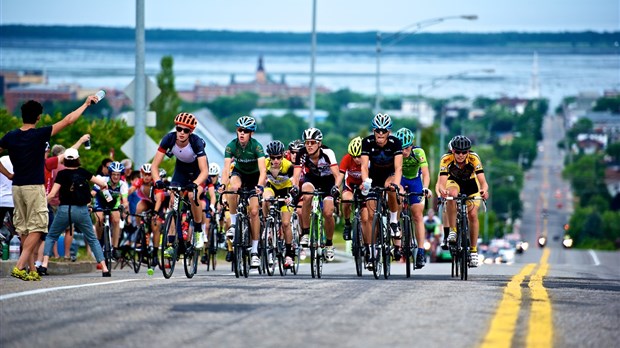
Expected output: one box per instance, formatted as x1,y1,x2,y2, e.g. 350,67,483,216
481,248,553,348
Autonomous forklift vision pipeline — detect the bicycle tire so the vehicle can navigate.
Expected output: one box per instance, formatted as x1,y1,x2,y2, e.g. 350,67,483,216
242,217,250,278
371,212,382,280
382,217,391,280
209,222,218,271
310,213,318,279
103,224,112,273
352,213,363,277
132,226,144,273
160,212,178,279
184,225,199,279
317,217,324,279
291,216,301,275
402,214,412,278
233,218,243,278
460,218,469,281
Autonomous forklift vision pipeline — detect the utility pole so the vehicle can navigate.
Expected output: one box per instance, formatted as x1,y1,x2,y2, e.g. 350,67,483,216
134,0,146,170
308,0,317,128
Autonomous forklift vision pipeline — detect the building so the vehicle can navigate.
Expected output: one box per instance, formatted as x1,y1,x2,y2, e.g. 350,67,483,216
4,85,75,114
0,70,47,96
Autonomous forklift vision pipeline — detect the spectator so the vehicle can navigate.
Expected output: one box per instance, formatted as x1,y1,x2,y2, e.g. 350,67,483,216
96,158,113,177
0,155,14,225
0,95,99,281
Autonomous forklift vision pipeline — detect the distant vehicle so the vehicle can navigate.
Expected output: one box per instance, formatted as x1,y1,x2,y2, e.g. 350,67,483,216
562,235,573,248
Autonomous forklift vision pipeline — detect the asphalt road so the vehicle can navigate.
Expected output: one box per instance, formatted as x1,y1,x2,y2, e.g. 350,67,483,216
1,115,619,348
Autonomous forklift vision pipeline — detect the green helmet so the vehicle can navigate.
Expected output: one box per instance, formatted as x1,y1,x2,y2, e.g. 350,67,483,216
395,128,414,148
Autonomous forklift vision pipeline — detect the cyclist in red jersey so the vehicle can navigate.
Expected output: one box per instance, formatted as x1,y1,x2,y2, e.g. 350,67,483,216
335,136,363,241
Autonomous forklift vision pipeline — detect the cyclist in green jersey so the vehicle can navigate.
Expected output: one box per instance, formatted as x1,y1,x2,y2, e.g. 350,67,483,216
395,128,432,269
219,116,267,268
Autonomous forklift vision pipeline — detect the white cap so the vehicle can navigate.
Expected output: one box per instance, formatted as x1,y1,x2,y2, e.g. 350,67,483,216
64,148,80,160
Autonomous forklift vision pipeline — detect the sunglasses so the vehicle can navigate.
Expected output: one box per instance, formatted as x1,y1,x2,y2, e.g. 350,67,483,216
374,128,389,134
454,150,469,155
270,155,283,160
305,140,319,146
176,126,191,134
237,128,252,134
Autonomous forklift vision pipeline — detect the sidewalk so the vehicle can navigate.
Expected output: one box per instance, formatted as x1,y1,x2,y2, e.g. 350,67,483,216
0,260,96,277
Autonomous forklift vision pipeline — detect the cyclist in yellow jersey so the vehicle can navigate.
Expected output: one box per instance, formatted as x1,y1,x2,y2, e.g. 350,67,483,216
262,140,296,268
436,135,489,267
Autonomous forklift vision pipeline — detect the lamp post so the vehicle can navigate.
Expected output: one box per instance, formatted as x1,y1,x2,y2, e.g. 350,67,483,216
374,15,478,114
308,0,318,128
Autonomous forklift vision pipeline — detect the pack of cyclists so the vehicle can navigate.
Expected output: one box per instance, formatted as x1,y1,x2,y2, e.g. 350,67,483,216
9,110,488,279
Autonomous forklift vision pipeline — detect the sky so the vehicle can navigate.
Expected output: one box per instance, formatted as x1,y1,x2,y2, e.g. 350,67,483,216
1,0,618,33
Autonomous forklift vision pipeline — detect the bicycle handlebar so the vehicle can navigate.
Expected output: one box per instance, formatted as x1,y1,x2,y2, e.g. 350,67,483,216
167,184,199,206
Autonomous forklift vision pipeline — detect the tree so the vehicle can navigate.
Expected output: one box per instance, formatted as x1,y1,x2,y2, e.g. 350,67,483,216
261,114,307,144
150,55,181,131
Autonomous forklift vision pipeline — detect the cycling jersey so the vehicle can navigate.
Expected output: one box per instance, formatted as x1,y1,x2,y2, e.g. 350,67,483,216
93,177,128,210
294,145,337,184
157,132,207,185
130,178,163,203
338,153,362,189
224,138,265,174
402,147,428,179
423,215,442,236
361,135,402,186
266,157,293,190
439,152,484,196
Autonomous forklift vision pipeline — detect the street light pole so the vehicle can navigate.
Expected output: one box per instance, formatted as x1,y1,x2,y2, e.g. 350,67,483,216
308,0,317,128
374,15,478,114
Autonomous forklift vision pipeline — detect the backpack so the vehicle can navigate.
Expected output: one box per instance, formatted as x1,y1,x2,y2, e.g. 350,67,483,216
69,172,92,206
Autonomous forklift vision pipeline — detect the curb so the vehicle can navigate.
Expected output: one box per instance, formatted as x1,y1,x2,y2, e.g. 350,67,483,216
0,260,97,277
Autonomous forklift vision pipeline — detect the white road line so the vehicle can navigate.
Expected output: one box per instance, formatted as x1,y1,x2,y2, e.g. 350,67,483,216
0,279,140,301
588,249,601,266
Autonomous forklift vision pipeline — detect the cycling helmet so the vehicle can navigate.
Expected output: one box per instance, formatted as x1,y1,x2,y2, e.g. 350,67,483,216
448,136,455,151
235,116,256,131
108,161,125,173
302,127,323,141
371,113,392,130
140,163,152,174
347,136,362,157
208,163,221,176
159,168,167,178
288,139,304,152
395,128,415,148
174,112,197,130
265,140,285,156
451,135,472,151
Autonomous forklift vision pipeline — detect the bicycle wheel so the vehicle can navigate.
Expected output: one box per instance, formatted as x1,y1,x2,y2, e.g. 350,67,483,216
291,216,301,275
184,225,199,279
371,212,383,280
132,226,144,274
160,212,178,279
316,220,324,279
402,215,412,278
382,219,391,280
241,217,250,278
309,213,318,279
233,218,243,278
102,224,112,273
460,228,469,281
209,223,218,271
352,214,363,277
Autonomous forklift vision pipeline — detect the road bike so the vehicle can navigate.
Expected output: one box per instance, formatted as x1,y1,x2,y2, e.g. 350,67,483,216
203,207,222,271
341,187,365,277
439,194,485,281
369,186,397,280
263,196,288,276
399,191,425,278
222,188,258,278
97,206,125,274
288,204,302,275
128,210,157,273
303,190,326,279
160,184,200,279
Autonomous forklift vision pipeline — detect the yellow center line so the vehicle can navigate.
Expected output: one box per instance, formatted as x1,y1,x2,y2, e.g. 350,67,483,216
527,248,553,347
481,263,536,348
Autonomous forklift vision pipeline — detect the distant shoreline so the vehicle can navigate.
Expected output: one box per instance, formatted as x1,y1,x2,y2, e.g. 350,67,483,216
2,24,619,48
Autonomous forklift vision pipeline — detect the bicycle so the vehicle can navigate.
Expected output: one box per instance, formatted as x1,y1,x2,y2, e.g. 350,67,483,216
204,207,221,271
399,191,425,278
302,190,328,279
263,196,287,276
159,184,200,279
128,210,157,274
288,204,302,275
341,187,365,277
98,206,125,274
222,188,258,278
369,186,397,280
439,194,485,281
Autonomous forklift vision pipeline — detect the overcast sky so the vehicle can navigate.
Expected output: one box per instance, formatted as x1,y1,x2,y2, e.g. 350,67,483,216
1,0,618,33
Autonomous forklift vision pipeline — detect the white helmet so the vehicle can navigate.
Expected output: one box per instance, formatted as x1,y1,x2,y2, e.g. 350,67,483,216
209,163,221,176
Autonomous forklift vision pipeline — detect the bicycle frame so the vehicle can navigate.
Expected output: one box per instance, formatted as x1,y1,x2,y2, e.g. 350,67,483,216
400,191,424,278
369,186,394,280
222,188,256,278
341,187,364,277
304,190,325,279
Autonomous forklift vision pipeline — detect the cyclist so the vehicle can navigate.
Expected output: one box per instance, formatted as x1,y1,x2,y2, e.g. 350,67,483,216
151,112,210,257
360,113,403,269
436,135,489,267
423,209,443,262
335,136,363,241
291,127,340,262
395,127,432,268
262,140,295,268
92,161,129,259
199,163,220,264
127,163,165,264
219,116,267,268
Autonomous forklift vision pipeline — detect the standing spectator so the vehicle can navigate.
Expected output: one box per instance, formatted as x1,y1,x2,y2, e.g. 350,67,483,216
0,95,99,281
0,155,14,224
120,158,133,181
95,158,113,177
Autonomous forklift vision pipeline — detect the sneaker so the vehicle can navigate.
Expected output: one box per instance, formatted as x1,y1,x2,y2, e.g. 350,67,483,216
389,223,401,238
343,224,352,241
226,227,235,239
200,255,208,264
469,252,479,267
27,271,42,281
447,230,457,244
284,256,294,268
268,252,274,265
325,246,335,262
113,249,122,260
416,251,426,269
225,251,233,262
299,248,307,260
217,232,225,244
393,247,402,261
300,234,309,247
250,253,260,267
36,266,48,276
150,257,158,268
71,256,77,262
194,232,204,249
11,267,29,281
163,246,175,259
366,259,374,270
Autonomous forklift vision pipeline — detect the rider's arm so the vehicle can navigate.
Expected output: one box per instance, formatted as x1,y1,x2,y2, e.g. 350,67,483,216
220,158,233,187
360,155,369,182
257,156,267,187
47,183,61,201
421,165,431,190
194,155,209,186
51,95,98,136
477,172,489,199
393,153,403,189
208,185,217,209
437,175,448,197
151,151,165,183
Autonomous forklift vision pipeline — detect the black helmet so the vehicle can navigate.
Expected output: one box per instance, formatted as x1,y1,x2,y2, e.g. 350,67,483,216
451,135,472,151
265,140,285,156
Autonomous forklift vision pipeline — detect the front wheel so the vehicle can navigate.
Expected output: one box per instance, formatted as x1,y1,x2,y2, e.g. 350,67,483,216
103,225,113,274
402,217,412,278
160,213,178,279
184,227,199,279
371,213,383,280
352,215,363,277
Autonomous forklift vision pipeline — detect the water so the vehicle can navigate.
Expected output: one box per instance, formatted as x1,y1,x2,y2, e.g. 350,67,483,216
1,37,619,109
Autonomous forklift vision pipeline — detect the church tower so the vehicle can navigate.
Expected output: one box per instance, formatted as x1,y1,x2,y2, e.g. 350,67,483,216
256,55,267,84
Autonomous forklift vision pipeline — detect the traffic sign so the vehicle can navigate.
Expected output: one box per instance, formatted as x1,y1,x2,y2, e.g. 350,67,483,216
118,111,157,127
123,77,161,105
121,134,159,162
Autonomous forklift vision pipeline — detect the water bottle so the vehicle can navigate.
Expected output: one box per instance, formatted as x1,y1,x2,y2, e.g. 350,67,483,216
84,137,91,150
361,178,372,196
95,90,106,102
2,241,9,260
9,235,20,260
102,189,113,202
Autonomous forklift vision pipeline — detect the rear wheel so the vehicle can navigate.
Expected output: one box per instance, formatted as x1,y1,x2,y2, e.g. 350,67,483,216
160,213,178,279
184,224,199,279
310,213,318,279
402,216,412,278
352,214,363,277
291,216,301,275
103,224,112,273
233,219,243,278
382,220,391,280
371,212,383,280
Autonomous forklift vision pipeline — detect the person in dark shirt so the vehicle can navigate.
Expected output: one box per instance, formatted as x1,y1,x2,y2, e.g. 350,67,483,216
37,148,112,276
0,95,99,281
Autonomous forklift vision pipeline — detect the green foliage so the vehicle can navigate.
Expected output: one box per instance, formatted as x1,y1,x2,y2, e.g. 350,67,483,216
566,118,593,141
563,154,609,203
605,142,620,161
150,55,182,131
261,114,307,144
593,96,620,113
207,92,259,130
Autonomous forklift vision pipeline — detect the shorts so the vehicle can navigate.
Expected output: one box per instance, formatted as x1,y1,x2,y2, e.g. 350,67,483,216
264,186,293,213
445,180,481,208
12,185,49,234
402,177,424,205
231,169,260,191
